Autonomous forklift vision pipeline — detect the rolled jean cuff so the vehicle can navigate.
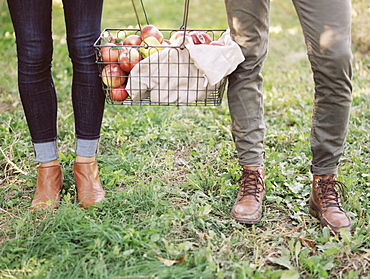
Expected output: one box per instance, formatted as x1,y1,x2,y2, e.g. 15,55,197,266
33,141,59,163
310,162,338,176
75,138,100,157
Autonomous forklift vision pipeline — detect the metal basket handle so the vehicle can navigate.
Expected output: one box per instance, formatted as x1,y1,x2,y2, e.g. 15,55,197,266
131,0,190,32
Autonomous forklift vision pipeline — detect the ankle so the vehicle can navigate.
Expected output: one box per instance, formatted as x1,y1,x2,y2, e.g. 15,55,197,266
75,155,96,164
39,159,60,168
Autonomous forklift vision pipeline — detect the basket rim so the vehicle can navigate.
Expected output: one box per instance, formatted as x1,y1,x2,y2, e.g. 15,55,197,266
94,28,227,47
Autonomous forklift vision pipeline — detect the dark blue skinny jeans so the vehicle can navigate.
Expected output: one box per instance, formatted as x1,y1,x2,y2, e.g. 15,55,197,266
7,0,105,145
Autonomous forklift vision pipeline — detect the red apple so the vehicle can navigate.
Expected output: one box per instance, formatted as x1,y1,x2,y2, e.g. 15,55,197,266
210,41,225,46
140,24,164,44
101,64,126,88
118,47,142,72
109,85,129,101
189,31,213,44
101,43,121,63
189,31,201,44
123,34,143,46
196,32,213,44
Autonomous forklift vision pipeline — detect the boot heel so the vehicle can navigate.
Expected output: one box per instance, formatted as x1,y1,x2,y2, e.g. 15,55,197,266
308,198,319,218
309,206,318,218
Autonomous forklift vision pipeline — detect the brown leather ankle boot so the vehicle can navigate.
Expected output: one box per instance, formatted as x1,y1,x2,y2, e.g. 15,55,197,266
73,161,105,209
31,165,63,211
309,174,352,234
231,165,265,224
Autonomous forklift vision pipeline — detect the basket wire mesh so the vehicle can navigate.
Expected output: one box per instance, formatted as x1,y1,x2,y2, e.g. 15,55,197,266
94,0,228,106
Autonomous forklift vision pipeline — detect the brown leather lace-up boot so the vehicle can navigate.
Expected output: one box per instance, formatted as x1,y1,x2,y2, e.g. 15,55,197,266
231,165,265,224
309,174,352,234
31,165,63,211
73,161,105,209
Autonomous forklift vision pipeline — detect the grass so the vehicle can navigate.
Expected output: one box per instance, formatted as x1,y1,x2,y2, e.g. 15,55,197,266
0,0,369,278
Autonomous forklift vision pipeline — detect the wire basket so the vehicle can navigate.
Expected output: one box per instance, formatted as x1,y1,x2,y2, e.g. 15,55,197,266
94,29,228,106
93,0,228,106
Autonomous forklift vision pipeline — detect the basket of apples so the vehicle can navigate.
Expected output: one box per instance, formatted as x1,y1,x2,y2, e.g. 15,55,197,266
93,0,244,106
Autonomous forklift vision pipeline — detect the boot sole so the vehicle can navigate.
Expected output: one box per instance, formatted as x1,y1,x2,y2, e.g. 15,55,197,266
231,214,262,225
234,219,261,225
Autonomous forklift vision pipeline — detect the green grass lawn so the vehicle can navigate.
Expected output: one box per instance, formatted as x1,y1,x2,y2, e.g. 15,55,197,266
0,0,369,278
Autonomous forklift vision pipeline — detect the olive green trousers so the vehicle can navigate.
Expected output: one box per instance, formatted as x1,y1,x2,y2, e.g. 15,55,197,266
224,0,352,175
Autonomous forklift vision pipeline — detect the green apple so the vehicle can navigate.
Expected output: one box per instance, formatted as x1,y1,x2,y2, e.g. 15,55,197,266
139,36,164,58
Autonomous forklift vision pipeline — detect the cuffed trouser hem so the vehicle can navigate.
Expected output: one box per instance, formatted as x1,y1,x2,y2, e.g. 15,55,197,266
75,138,100,157
33,141,59,163
310,162,338,176
238,152,265,167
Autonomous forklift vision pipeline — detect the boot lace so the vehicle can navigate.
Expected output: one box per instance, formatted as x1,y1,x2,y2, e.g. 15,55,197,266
239,169,265,201
317,178,346,210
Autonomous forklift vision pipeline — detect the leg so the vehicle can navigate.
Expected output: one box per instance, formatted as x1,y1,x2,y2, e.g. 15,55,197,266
63,0,106,208
292,0,352,175
62,0,105,144
224,0,270,224
292,0,352,233
7,0,59,160
225,0,269,166
7,0,62,210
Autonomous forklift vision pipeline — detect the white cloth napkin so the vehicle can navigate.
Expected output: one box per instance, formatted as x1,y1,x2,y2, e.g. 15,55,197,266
186,30,244,86
125,30,244,104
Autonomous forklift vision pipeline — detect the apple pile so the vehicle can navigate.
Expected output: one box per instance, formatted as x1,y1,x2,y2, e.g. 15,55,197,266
169,30,225,46
100,36,142,101
100,25,225,102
